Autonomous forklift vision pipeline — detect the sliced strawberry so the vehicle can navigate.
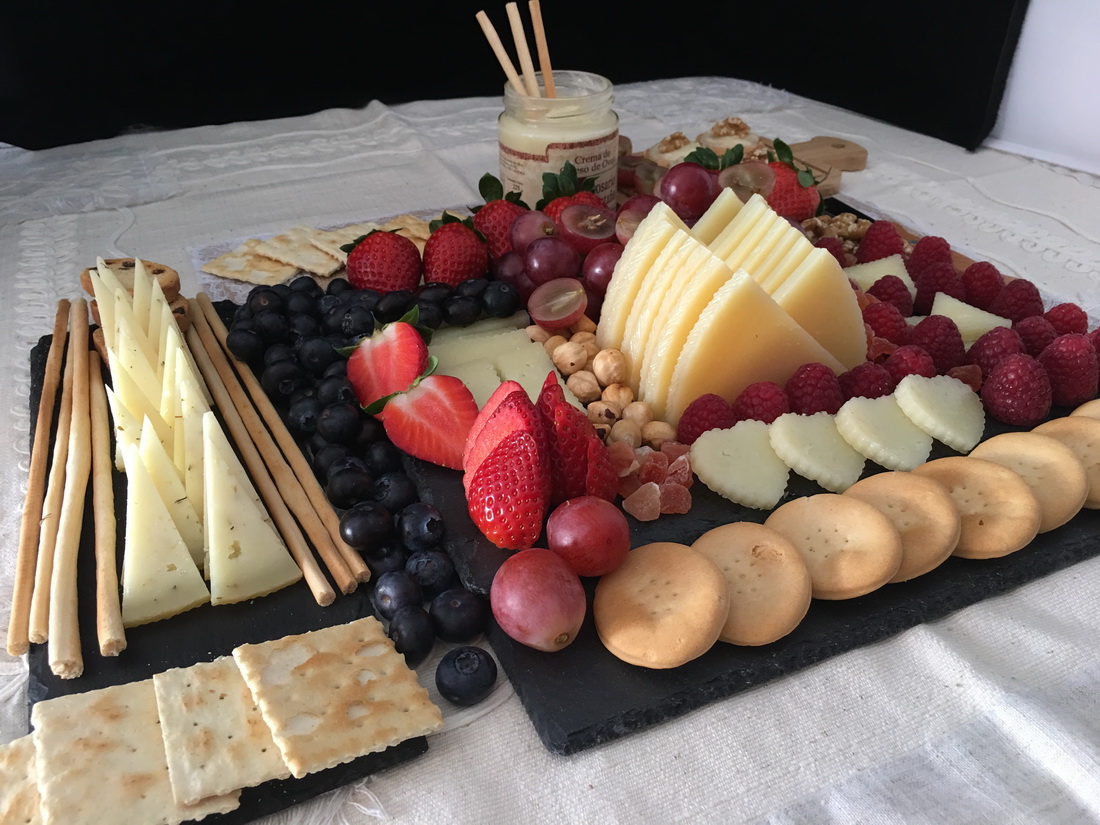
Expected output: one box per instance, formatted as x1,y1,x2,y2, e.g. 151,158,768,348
376,374,478,470
585,433,619,502
536,370,567,420
346,321,428,408
463,379,527,468
463,390,550,489
546,400,594,504
465,430,550,549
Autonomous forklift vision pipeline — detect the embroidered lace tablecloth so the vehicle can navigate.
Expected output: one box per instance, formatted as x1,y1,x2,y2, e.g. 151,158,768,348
2,77,1099,824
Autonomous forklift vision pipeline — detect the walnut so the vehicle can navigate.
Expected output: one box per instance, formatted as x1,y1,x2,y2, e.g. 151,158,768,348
655,131,693,153
708,116,752,138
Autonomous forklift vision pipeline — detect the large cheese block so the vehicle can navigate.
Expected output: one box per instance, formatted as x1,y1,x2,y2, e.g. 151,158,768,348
689,187,743,246
771,247,868,369
430,328,530,372
664,270,846,425
596,202,687,351
706,193,772,261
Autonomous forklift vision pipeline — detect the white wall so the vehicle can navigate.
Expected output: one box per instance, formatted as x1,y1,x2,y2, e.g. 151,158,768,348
985,0,1100,174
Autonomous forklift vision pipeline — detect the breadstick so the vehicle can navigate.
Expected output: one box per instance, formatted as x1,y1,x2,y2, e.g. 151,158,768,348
88,351,125,656
196,293,371,583
49,299,91,678
183,323,341,606
188,303,356,593
7,300,70,656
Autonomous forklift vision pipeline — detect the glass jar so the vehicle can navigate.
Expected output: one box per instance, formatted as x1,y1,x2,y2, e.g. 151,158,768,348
498,70,619,208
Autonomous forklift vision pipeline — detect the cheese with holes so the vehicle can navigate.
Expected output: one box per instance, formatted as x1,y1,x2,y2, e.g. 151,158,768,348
771,248,868,369
664,270,846,425
690,188,743,246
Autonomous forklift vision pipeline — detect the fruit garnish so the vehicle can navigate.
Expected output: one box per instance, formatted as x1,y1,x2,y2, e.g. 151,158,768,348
527,277,587,331
979,353,1052,426
472,174,529,259
1038,333,1099,407
375,373,479,470
463,379,526,466
556,202,617,257
763,138,823,222
546,496,630,577
676,393,736,444
537,161,600,215
654,161,719,223
729,381,790,424
855,220,905,264
988,277,1044,322
346,320,429,408
422,218,490,288
784,363,845,416
909,315,966,374
490,548,586,652
343,230,422,293
465,430,550,549
1014,315,1059,357
462,389,550,489
1044,302,1089,336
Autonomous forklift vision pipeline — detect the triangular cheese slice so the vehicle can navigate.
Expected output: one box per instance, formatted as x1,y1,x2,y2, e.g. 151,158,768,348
139,416,203,569
104,384,140,472
690,187,743,246
131,258,152,338
707,193,771,260
96,257,128,301
119,442,210,627
106,347,173,451
87,268,118,352
113,296,162,411
180,376,208,528
202,412,302,605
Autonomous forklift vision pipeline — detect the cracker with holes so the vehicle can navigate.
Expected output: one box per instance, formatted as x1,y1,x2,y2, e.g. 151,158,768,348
308,221,381,263
0,734,41,825
153,656,290,806
253,226,343,277
231,616,443,779
202,238,300,286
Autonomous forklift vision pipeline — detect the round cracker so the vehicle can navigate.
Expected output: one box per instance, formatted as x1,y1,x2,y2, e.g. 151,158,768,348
969,431,1088,532
1070,398,1100,420
763,494,902,600
691,523,812,646
1033,415,1100,509
843,471,962,582
593,542,729,669
912,456,1041,558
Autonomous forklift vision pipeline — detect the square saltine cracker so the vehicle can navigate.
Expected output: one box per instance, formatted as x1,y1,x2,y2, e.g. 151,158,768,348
0,734,41,825
253,226,343,277
201,237,299,286
232,616,443,779
308,221,381,263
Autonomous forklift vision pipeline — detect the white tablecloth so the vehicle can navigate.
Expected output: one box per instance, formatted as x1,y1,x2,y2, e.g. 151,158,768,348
2,76,1100,824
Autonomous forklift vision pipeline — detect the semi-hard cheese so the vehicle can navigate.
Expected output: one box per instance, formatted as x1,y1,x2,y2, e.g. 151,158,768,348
87,269,117,352
114,312,162,411
844,254,916,297
771,247,868,369
689,187,743,246
735,217,797,280
430,328,530,373
104,384,140,472
202,412,302,605
106,347,173,451
664,270,846,426
706,193,771,261
139,415,204,569
119,441,210,628
596,203,685,351
929,292,1010,346
490,341,582,409
437,358,503,409
131,258,152,338
757,237,814,295
427,311,528,348
721,210,785,276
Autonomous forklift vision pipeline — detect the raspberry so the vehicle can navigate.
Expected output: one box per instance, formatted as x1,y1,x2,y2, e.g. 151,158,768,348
856,220,905,263
729,381,790,424
911,260,966,316
909,315,966,374
988,278,1044,322
814,236,847,267
861,301,911,345
1088,328,1100,355
785,362,844,415
882,345,937,384
1013,315,1058,357
980,353,1051,426
1037,333,1100,407
965,326,1025,379
1044,302,1089,336
866,274,914,317
960,261,1005,310
838,361,896,400
906,236,952,276
676,393,736,445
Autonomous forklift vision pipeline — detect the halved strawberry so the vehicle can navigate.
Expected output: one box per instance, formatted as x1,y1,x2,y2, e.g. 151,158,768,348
346,321,428,408
463,390,550,491
585,433,619,502
546,400,595,504
466,430,550,549
376,374,478,470
463,379,527,468
536,370,567,420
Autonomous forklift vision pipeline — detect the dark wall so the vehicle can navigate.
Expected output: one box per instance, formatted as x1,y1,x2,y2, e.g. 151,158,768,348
1,1,1029,151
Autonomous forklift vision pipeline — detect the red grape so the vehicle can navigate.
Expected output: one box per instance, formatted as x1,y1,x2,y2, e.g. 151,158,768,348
716,161,776,203
614,193,661,244
617,154,652,191
524,236,581,285
657,161,720,223
527,277,588,330
557,203,617,257
633,160,666,196
546,496,631,577
510,210,557,256
581,241,623,297
490,548,586,652
491,250,537,301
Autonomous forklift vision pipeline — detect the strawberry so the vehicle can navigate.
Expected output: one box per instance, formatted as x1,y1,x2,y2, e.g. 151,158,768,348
463,389,550,490
463,379,526,468
980,353,1051,426
546,400,596,504
763,139,821,222
536,161,604,221
344,230,422,293
422,216,489,287
585,433,619,502
536,370,567,420
542,191,607,223
472,173,529,259
465,430,550,549
375,374,479,470
346,321,428,408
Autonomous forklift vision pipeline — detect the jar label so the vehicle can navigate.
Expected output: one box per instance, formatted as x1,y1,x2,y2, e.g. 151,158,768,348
500,129,619,208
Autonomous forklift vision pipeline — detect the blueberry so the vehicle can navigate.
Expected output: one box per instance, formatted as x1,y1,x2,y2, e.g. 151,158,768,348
348,288,382,312
327,277,353,296
311,443,348,482
286,396,323,437
322,304,350,335
233,304,253,324
396,501,444,550
341,305,375,338
272,283,292,299
339,501,393,551
263,342,296,367
315,402,363,444
375,290,415,323
415,300,443,330
322,359,348,379
296,335,339,375
287,313,321,343
289,275,324,297
353,417,387,451
364,541,409,578
387,605,435,667
435,646,497,706
365,440,403,475
316,375,357,407
429,587,489,643
225,327,264,364
480,281,520,317
284,290,317,317
247,286,284,315
372,570,422,620
454,277,490,299
252,309,290,344
373,471,418,512
327,454,370,477
260,360,307,405
325,467,375,509
441,295,481,327
318,293,345,314
405,549,456,597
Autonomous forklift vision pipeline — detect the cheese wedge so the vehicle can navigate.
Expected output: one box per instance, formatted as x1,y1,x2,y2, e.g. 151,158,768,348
166,319,212,406
106,347,173,450
202,412,302,605
431,328,530,372
736,217,798,279
113,310,163,412
929,292,1011,346
96,256,129,301
690,187,743,246
757,237,814,295
139,415,204,569
722,210,785,275
771,248,868,369
596,203,686,351
113,287,158,370
104,384,140,472
131,258,152,338
87,268,118,352
179,376,209,525
428,311,529,348
707,193,771,261
438,358,504,409
119,442,210,627
489,341,582,409
844,253,916,297
664,270,846,425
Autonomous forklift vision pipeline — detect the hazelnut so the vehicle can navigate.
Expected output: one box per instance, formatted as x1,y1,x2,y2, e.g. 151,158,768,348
587,400,623,427
621,401,654,428
591,348,627,387
527,324,552,344
569,314,598,335
552,341,588,375
607,418,643,449
601,382,634,409
566,370,601,404
642,420,677,449
543,334,568,356
570,330,600,360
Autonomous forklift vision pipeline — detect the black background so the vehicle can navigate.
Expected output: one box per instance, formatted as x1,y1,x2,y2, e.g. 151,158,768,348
2,1,1029,150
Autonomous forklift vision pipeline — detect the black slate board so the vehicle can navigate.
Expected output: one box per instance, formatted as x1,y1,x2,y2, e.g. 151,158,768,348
24,336,429,823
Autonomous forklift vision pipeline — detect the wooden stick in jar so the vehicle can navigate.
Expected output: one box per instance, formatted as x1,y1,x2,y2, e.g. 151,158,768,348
195,293,371,583
476,9,526,95
48,298,92,679
529,0,555,98
6,299,70,656
88,351,125,656
505,2,540,97
185,314,349,603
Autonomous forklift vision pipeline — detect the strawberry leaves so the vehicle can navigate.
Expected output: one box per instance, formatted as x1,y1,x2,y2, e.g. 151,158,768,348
536,161,596,210
476,173,528,210
684,144,744,170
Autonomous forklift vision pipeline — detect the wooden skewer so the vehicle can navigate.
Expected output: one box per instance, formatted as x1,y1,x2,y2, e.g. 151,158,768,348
528,0,555,98
186,306,353,601
7,300,70,656
506,2,540,97
476,9,526,95
49,299,91,679
195,293,371,583
88,351,125,656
